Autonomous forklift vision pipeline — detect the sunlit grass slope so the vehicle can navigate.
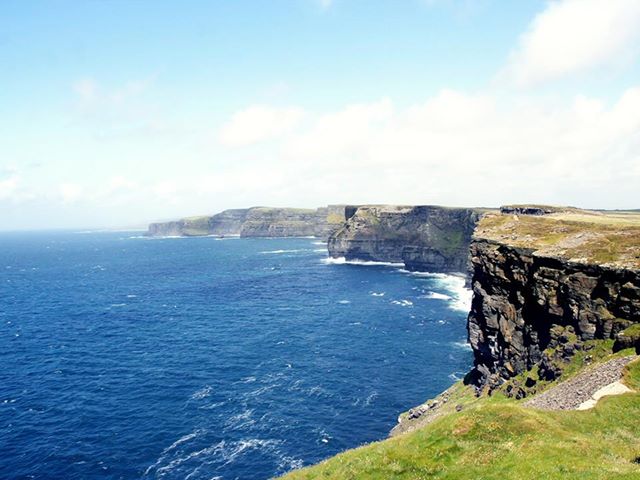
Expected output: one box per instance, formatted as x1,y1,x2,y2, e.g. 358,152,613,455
280,357,640,480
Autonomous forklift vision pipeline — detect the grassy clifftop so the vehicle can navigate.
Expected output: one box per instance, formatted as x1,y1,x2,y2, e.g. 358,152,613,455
475,208,640,269
281,352,640,480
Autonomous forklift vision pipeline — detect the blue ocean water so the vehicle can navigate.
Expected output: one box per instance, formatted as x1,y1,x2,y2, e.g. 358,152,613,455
0,232,473,480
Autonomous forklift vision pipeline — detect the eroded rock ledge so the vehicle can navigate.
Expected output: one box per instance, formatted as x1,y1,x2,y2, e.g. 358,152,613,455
147,205,350,240
327,205,484,274
467,209,640,392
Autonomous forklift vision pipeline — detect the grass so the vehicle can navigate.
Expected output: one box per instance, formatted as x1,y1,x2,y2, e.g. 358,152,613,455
618,325,640,348
623,324,640,338
326,213,347,225
475,211,640,269
280,356,640,480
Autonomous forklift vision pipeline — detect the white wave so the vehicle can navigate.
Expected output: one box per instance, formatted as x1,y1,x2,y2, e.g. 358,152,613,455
397,269,451,277
129,235,185,240
247,384,278,398
224,409,256,432
260,249,306,254
198,401,226,410
190,385,213,400
126,294,137,298
401,270,473,313
164,431,200,454
370,292,385,297
322,257,404,267
421,291,452,301
451,288,473,312
109,303,127,307
153,438,279,476
363,391,378,406
313,248,327,253
278,456,304,472
337,299,351,304
314,428,332,445
312,241,326,245
144,430,203,475
449,372,464,381
391,299,413,307
451,341,472,351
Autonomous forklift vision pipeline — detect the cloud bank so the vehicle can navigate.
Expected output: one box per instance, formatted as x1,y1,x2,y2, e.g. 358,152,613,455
500,0,640,86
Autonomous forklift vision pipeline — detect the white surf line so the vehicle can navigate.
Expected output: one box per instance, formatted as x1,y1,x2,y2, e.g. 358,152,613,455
576,381,633,410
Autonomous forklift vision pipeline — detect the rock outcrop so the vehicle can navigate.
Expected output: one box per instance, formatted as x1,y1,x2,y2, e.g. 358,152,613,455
466,209,640,392
147,214,237,237
147,205,350,240
327,205,482,274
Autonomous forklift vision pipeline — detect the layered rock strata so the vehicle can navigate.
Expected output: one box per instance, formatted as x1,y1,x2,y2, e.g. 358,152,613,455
147,205,351,240
467,211,640,391
327,205,482,274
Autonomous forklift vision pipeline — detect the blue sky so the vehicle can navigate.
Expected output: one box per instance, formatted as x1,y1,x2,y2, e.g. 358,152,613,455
1,0,639,229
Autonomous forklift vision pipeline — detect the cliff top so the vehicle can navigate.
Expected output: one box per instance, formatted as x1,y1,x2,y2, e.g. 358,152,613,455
474,208,640,270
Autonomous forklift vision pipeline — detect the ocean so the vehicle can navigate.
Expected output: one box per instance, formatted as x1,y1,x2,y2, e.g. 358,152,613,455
0,232,473,479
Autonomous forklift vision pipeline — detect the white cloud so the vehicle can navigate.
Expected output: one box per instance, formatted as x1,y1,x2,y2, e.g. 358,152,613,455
285,98,393,160
0,175,19,200
266,87,640,208
152,181,179,198
318,0,333,9
499,0,640,87
59,183,84,203
218,105,305,147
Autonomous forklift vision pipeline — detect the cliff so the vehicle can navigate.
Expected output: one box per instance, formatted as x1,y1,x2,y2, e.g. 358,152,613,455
147,205,350,240
280,205,640,480
467,208,640,393
327,205,483,274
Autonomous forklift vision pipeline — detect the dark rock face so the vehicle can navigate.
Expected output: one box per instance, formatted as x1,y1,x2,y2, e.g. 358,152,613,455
327,205,481,274
239,208,319,237
147,220,186,237
147,205,349,239
314,205,355,240
467,239,640,390
499,205,558,216
208,209,251,235
147,215,229,237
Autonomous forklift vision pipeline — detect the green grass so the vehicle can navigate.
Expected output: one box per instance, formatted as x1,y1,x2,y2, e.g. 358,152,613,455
326,213,347,225
622,324,640,339
475,212,640,269
280,357,640,480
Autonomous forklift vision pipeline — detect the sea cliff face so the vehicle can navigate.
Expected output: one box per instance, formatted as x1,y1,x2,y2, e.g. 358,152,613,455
327,205,482,274
467,210,640,391
147,205,350,240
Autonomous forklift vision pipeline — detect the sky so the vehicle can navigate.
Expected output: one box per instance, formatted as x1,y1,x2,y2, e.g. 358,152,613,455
1,0,639,230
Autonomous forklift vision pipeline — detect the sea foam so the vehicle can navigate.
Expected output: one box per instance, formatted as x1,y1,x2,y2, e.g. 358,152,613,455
321,257,404,267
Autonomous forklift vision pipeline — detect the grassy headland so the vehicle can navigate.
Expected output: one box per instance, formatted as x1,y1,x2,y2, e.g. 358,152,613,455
281,351,640,480
475,208,640,269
